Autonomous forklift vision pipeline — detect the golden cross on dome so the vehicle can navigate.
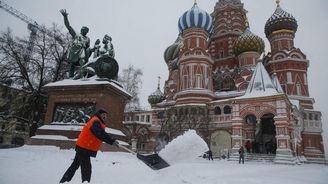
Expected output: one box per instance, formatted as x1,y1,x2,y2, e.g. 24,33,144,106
276,0,280,6
243,14,250,28
157,76,161,89
245,17,250,28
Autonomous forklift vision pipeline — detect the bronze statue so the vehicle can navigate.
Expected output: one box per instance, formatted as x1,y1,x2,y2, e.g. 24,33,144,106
93,34,115,58
60,9,95,78
60,9,119,80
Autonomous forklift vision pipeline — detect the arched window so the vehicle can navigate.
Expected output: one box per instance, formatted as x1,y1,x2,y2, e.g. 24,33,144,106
222,76,236,91
214,106,221,115
309,114,313,120
223,106,232,114
245,114,257,124
195,65,202,88
303,113,307,120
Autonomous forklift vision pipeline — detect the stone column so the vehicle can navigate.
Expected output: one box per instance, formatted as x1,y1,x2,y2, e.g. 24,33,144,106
131,137,138,152
274,116,295,164
229,102,243,161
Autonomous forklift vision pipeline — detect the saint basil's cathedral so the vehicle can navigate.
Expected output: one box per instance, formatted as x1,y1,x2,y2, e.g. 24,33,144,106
123,0,325,164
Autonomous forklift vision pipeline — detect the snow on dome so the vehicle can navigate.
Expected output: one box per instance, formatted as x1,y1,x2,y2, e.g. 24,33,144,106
178,3,213,33
159,129,209,165
264,4,298,37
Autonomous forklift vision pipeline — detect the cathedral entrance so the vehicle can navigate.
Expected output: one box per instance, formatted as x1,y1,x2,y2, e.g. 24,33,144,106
210,130,231,158
254,113,277,154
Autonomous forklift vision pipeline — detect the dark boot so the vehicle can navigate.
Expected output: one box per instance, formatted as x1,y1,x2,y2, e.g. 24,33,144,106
79,154,92,183
60,153,80,183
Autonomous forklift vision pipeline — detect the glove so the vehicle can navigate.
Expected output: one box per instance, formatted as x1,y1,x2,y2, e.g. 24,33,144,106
113,140,119,148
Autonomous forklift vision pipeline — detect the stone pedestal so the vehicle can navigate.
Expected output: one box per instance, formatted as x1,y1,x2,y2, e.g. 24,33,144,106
44,79,131,129
28,78,132,151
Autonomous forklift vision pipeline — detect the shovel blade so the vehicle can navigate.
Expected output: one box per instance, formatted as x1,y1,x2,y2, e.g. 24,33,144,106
137,153,170,170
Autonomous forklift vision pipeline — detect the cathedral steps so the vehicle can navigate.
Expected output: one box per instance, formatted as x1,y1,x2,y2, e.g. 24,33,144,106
304,157,328,165
245,153,275,162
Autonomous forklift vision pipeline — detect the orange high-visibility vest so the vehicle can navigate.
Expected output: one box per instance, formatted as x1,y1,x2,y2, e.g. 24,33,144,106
76,116,106,152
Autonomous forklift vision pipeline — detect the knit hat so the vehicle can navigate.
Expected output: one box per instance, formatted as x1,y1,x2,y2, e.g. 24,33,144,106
97,108,109,114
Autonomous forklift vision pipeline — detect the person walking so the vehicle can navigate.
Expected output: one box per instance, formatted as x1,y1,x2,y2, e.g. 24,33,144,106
60,108,119,183
208,150,213,161
238,146,245,164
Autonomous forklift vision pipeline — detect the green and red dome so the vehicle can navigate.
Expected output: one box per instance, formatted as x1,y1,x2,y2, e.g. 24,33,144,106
233,28,265,56
264,5,298,37
164,36,183,64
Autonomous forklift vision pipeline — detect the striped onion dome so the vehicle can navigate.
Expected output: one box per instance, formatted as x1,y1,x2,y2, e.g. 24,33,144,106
164,36,183,64
233,28,265,56
265,4,298,37
178,3,213,33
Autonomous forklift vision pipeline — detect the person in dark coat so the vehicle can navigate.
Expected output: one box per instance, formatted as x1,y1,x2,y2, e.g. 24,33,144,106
60,108,119,183
208,150,213,161
238,146,245,164
245,140,251,153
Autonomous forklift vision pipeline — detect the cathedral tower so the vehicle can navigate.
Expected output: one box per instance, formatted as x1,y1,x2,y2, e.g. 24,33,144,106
264,0,325,160
209,0,248,70
263,0,312,109
174,2,214,104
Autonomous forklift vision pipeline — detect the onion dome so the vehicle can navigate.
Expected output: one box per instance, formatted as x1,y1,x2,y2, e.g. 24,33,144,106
233,27,265,56
170,59,179,70
264,1,298,37
164,35,183,64
148,77,166,105
178,2,213,33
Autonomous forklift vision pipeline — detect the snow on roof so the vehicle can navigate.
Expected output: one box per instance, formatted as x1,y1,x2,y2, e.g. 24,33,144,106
40,124,83,131
45,77,131,97
31,135,129,145
214,90,245,98
122,121,151,125
236,61,283,99
210,98,233,104
290,99,300,109
105,127,125,136
40,124,126,136
174,103,207,107
31,135,76,141
271,73,284,93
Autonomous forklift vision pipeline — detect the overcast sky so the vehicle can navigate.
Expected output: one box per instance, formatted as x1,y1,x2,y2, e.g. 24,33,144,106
1,0,327,154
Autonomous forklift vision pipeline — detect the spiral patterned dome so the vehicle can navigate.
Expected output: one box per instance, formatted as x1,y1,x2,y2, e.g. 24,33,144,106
178,3,213,33
164,36,183,64
148,87,166,105
265,5,298,37
233,28,265,56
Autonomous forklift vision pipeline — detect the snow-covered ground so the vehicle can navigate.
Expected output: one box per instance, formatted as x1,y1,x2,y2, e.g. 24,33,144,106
1,130,328,184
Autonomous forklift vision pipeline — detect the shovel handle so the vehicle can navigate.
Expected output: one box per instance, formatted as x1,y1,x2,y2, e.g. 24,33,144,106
118,144,136,155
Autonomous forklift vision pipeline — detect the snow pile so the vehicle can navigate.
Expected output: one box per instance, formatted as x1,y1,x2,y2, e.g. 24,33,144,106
159,129,208,164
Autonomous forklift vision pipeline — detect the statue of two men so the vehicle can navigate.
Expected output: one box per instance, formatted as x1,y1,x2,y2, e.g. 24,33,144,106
94,34,115,59
60,9,115,79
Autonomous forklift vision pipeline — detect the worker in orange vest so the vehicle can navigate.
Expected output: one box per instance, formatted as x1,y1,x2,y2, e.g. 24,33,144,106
60,108,119,183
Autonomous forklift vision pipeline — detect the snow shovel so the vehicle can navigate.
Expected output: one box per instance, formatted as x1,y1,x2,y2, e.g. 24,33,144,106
118,144,170,170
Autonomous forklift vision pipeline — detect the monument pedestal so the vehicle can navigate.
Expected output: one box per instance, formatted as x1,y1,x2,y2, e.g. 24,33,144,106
28,78,132,151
